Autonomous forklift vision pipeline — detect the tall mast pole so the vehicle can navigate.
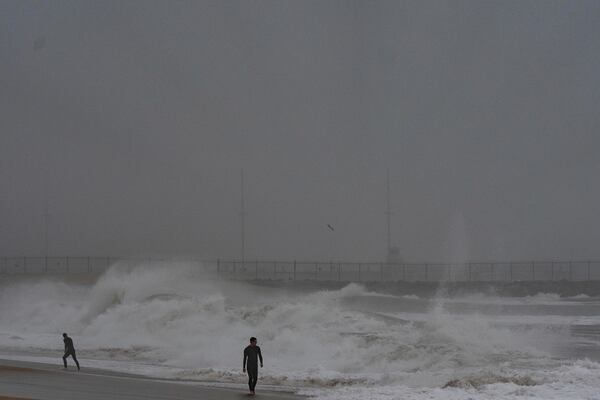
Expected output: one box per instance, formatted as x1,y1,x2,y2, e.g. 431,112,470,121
43,199,49,257
385,168,392,257
240,169,246,263
43,172,50,257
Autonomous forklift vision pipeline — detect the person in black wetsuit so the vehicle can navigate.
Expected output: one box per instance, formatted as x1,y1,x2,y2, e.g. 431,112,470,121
62,333,80,370
243,337,263,395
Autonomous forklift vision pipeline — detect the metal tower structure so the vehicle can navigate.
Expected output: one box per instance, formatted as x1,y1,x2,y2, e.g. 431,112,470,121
385,168,392,256
240,169,246,264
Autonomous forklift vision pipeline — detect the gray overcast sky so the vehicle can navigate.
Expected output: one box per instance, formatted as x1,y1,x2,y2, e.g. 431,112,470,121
1,0,600,261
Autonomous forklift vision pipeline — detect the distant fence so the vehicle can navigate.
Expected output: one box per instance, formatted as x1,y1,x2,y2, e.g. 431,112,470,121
0,256,119,275
214,260,600,282
1,257,600,282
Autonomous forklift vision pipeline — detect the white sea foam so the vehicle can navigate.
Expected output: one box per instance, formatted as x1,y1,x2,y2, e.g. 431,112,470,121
401,294,420,300
434,292,587,306
0,262,598,399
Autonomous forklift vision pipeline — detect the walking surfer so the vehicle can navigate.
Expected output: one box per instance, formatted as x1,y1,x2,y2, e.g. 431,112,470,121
243,337,263,395
62,333,80,370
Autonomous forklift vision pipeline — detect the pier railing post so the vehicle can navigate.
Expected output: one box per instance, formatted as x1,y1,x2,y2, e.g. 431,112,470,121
588,261,591,281
468,263,471,281
330,262,333,280
569,261,573,281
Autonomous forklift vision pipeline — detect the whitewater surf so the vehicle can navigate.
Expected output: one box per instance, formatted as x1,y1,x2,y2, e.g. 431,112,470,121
1,262,599,400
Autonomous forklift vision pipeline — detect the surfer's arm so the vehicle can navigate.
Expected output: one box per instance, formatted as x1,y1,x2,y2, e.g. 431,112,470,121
258,347,263,366
243,349,247,369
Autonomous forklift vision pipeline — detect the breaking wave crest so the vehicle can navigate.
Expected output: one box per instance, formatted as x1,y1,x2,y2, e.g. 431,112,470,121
443,373,536,388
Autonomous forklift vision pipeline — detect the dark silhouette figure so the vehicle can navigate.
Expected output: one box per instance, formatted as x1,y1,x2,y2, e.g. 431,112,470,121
243,337,263,395
62,333,80,370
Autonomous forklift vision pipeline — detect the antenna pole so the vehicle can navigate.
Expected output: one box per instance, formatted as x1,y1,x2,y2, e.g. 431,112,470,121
385,168,392,256
43,191,50,257
44,205,49,256
240,169,246,263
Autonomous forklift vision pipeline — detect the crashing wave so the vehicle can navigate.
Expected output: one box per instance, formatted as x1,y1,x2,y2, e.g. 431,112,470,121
443,373,536,388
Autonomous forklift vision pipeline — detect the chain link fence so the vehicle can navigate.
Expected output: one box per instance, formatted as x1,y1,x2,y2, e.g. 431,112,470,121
1,257,599,282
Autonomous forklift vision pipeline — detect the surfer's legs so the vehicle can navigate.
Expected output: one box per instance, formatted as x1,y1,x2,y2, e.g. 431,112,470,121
72,353,80,370
247,367,258,392
63,351,80,370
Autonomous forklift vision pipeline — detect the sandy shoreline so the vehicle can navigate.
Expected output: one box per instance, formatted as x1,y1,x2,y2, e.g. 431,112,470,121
0,358,304,400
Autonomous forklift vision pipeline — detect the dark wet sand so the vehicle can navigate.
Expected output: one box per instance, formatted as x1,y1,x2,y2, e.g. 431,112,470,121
0,359,304,400
0,396,35,400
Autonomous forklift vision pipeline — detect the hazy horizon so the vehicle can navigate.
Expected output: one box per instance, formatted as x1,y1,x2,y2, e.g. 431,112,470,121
2,1,600,261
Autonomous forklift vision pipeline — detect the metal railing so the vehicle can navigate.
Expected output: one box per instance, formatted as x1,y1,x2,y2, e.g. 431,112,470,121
0,256,119,275
213,260,600,282
1,257,600,282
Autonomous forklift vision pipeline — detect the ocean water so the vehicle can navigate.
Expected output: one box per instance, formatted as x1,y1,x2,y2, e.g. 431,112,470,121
1,262,599,399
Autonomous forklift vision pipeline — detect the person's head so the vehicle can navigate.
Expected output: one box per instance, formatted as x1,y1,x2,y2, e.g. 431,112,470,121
249,337,257,346
62,333,68,338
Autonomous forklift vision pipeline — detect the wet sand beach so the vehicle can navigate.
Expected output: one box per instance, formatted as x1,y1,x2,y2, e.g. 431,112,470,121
0,359,303,400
